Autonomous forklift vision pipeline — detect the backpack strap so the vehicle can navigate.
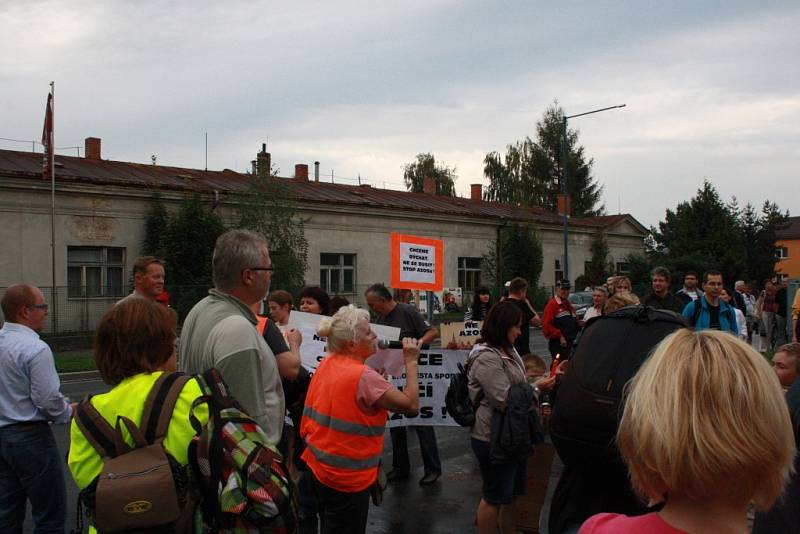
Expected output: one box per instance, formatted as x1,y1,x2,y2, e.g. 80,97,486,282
140,372,192,443
113,415,149,454
202,367,240,410
73,396,118,459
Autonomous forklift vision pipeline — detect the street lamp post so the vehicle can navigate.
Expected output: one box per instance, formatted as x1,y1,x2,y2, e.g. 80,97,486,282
561,104,626,284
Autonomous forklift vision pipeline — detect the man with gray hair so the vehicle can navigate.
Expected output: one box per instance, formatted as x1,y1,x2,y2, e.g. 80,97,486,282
180,229,284,444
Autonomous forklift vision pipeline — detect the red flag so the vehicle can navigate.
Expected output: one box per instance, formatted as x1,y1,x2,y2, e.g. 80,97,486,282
42,92,54,181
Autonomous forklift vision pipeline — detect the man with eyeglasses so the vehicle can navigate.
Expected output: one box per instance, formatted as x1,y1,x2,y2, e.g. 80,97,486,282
682,270,739,334
0,284,72,532
180,229,285,445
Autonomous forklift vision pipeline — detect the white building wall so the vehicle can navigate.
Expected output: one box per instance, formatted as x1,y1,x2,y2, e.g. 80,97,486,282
0,179,643,332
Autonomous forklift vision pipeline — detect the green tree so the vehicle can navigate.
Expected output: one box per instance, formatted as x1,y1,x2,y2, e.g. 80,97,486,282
482,223,544,292
162,194,225,320
141,192,170,258
583,231,610,286
484,102,604,216
403,153,457,196
652,180,746,284
237,151,309,296
745,201,789,283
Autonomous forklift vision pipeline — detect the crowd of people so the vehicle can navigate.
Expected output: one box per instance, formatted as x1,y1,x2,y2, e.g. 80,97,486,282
2,230,800,534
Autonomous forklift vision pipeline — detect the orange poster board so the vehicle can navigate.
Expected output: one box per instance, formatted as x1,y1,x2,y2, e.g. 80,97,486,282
390,232,444,292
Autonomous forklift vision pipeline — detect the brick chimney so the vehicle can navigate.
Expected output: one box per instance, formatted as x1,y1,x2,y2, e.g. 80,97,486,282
85,137,101,160
423,176,436,195
256,143,270,176
295,163,309,181
470,184,482,201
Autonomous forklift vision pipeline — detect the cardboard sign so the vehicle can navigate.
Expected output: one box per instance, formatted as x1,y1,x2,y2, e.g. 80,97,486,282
440,320,483,348
390,233,444,291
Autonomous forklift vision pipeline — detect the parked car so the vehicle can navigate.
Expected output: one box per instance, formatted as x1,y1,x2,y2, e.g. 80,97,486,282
568,291,594,319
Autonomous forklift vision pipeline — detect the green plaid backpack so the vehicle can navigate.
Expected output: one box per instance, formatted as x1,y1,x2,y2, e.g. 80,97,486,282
189,368,298,534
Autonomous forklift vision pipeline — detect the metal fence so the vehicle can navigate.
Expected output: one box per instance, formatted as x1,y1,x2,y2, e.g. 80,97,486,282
0,283,563,335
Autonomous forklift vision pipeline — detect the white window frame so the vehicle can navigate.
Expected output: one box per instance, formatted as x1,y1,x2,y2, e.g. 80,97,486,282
457,257,482,291
67,246,126,298
320,253,356,295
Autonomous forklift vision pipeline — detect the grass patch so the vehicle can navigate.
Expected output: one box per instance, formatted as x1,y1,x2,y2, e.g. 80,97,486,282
54,354,96,373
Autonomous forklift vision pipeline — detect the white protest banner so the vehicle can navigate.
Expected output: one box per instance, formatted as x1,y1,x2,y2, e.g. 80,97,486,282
390,233,444,292
383,348,470,428
287,310,328,372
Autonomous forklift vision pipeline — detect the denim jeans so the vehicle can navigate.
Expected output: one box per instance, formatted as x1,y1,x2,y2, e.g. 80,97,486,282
0,423,66,534
390,425,441,475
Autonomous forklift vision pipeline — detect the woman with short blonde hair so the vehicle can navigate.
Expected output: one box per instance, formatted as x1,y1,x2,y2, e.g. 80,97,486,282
603,292,640,315
300,305,422,533
580,329,795,533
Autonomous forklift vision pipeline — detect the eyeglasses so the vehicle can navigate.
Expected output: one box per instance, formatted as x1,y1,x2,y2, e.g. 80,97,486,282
248,266,274,272
28,304,48,311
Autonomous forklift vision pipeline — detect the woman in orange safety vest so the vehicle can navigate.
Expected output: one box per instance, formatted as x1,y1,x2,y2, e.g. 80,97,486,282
300,304,422,534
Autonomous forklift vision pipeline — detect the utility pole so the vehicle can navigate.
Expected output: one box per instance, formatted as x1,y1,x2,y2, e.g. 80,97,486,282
560,104,626,283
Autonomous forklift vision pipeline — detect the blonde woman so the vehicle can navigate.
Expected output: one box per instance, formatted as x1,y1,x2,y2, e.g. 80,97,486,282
300,305,422,533
603,292,640,315
580,330,795,534
613,276,632,294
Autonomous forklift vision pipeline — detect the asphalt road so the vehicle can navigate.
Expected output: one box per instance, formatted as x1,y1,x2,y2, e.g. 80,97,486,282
24,330,558,533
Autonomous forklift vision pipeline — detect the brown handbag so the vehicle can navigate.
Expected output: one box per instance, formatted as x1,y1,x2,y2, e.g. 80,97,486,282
73,373,194,533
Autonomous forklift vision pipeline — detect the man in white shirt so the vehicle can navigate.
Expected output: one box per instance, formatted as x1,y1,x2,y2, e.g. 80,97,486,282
676,270,704,308
0,284,72,533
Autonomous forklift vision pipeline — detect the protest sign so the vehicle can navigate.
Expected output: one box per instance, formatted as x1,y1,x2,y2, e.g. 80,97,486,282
286,311,466,428
286,310,329,373
384,348,470,428
390,232,443,292
440,320,483,348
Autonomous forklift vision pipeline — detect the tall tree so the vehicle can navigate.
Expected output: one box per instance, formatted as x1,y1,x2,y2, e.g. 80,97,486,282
403,153,457,196
237,152,309,296
482,223,544,290
652,181,746,283
162,194,226,320
745,201,789,283
141,192,170,259
583,231,610,286
484,102,604,216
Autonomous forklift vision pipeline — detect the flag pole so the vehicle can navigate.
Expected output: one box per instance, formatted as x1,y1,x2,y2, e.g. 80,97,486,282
49,81,58,333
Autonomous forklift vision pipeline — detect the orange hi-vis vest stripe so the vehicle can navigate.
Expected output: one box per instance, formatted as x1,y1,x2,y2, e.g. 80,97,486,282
300,354,388,492
256,315,267,335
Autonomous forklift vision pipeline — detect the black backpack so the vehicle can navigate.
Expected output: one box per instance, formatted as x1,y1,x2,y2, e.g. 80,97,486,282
445,357,484,427
550,306,687,463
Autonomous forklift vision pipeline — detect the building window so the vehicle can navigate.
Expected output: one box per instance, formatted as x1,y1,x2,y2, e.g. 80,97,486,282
554,259,563,284
67,246,125,298
458,257,482,291
616,262,631,274
320,253,356,294
775,247,789,260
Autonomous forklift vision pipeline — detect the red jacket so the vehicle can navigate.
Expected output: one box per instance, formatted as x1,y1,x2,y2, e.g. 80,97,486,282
542,296,576,340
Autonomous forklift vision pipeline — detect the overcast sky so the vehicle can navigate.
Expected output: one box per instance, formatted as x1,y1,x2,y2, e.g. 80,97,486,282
2,0,798,227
